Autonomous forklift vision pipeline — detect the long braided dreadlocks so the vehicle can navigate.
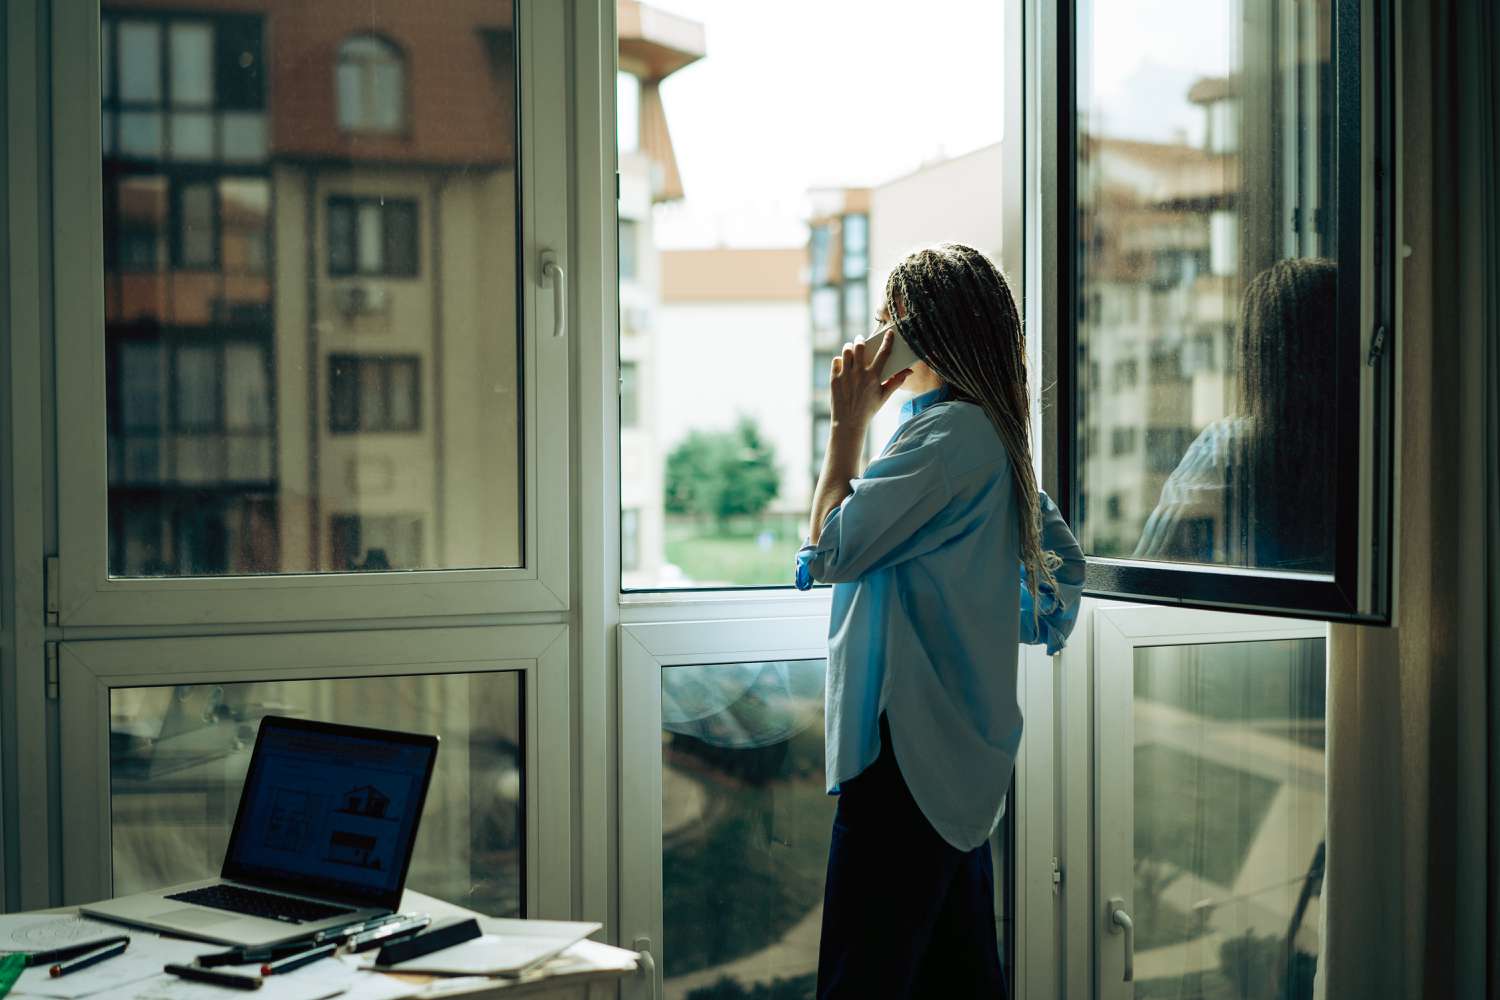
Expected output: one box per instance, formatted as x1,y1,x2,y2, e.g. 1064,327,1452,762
884,243,1061,613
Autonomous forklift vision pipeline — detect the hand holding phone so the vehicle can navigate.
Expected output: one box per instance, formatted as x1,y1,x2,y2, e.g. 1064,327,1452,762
857,325,921,381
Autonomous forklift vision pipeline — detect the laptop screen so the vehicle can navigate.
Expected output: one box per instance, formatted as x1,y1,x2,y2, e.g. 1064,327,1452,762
221,717,439,910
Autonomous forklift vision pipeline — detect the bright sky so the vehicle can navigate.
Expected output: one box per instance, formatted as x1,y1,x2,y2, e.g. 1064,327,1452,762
643,0,1230,249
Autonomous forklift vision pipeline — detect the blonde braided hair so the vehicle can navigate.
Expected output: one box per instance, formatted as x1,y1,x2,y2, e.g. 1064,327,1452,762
884,243,1060,611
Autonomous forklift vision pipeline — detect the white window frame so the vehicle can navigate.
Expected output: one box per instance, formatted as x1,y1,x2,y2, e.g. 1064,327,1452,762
617,615,831,1000
50,0,572,627
1087,604,1327,995
57,624,572,917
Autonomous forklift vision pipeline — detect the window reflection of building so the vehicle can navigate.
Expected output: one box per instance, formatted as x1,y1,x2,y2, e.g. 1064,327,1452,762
103,0,525,577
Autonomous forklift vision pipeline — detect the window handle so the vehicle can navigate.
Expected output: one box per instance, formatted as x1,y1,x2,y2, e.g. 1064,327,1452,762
1107,896,1134,982
633,936,657,1000
541,251,566,338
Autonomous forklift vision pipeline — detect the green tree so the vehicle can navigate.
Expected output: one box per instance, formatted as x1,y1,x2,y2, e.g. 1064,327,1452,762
665,418,781,527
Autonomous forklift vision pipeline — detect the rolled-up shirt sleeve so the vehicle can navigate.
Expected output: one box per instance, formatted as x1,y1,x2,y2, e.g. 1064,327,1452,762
794,427,954,590
1019,490,1086,653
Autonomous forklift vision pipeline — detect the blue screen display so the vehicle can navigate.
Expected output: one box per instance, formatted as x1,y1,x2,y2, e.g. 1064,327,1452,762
226,722,436,901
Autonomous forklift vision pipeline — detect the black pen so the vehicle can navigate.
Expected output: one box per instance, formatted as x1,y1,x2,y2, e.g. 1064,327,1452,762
196,939,317,968
260,942,337,976
26,936,131,968
164,963,262,990
50,939,128,977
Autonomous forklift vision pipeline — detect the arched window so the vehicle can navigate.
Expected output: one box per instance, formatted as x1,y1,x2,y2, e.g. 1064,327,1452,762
336,35,404,133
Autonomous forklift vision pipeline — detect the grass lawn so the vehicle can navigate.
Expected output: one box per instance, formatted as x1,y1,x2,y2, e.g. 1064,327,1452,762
663,515,807,587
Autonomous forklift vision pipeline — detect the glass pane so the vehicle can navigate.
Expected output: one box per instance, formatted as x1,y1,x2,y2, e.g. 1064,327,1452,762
179,182,216,267
102,4,523,577
119,21,161,103
1077,0,1339,572
1130,638,1325,999
117,175,168,271
619,4,1006,588
169,111,214,160
174,344,218,430
357,203,384,274
108,671,525,917
660,659,832,998
370,60,404,132
169,23,214,106
224,343,270,431
119,112,164,158
220,178,270,277
220,111,267,162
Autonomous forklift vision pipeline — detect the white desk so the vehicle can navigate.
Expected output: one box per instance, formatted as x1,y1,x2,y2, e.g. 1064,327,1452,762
27,891,637,1000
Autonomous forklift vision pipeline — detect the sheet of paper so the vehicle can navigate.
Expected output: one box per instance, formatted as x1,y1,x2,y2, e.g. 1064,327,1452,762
0,917,130,956
12,937,204,999
328,971,415,1000
127,959,357,1000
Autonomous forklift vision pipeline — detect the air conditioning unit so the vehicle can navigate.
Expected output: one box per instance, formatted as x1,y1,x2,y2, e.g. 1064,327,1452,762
335,282,389,319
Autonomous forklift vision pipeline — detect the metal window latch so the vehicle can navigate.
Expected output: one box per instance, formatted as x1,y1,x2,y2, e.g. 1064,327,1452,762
1051,857,1063,887
1367,324,1389,367
633,937,657,1000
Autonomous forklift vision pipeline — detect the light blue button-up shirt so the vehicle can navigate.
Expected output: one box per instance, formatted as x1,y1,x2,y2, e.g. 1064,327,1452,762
796,387,1085,850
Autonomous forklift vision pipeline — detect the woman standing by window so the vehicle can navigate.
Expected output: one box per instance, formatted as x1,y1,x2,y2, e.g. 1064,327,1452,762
797,243,1085,999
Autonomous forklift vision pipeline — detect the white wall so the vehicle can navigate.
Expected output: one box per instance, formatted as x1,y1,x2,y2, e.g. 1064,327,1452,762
866,142,1008,447
654,299,813,511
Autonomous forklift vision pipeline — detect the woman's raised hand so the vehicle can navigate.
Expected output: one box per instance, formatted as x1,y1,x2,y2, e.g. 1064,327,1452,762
829,330,910,432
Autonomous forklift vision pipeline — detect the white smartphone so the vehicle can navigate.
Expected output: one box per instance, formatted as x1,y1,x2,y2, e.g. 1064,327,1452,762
855,324,922,380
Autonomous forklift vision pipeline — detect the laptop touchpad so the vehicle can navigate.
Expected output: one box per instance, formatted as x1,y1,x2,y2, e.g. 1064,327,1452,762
150,908,238,927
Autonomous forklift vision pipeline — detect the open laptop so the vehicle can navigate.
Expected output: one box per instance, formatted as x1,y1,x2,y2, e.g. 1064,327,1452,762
84,715,440,947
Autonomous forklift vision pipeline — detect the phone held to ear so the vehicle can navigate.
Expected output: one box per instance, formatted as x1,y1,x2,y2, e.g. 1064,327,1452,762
854,326,922,381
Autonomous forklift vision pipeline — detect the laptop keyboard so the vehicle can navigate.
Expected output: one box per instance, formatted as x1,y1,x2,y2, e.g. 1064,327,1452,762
164,884,355,924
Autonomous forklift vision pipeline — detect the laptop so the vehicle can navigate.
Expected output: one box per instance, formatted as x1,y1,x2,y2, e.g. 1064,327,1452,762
84,715,440,947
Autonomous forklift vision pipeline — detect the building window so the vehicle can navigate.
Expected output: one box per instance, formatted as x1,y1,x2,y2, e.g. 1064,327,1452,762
336,35,405,133
811,287,839,335
809,225,833,286
328,355,421,434
327,198,419,277
329,514,423,570
842,213,868,280
842,280,868,340
1111,427,1137,456
103,13,265,164
1111,358,1139,390
619,218,639,282
620,361,640,428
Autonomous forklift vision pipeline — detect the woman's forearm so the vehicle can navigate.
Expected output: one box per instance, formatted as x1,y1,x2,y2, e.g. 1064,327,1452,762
809,423,867,544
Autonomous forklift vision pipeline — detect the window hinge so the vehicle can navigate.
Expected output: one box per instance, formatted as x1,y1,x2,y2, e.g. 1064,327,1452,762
1051,856,1064,888
1366,324,1389,367
45,555,60,624
45,642,60,701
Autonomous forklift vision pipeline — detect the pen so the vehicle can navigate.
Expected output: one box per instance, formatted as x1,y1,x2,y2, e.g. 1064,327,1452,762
50,939,129,978
26,936,131,968
260,942,337,976
163,963,262,990
196,938,317,968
